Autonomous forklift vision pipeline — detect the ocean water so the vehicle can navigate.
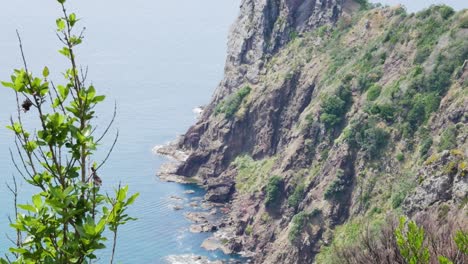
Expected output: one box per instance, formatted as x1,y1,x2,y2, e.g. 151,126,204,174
0,0,240,263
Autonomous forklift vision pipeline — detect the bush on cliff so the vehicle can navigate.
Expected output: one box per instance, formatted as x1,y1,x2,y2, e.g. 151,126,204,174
320,85,352,129
265,175,283,208
288,183,306,209
288,212,309,243
324,170,348,200
439,125,457,151
326,215,468,264
367,84,382,101
215,85,251,118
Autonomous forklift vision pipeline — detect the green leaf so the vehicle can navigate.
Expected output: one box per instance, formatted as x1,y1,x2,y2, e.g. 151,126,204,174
1,81,15,89
25,141,38,152
43,66,50,78
69,36,82,46
59,47,70,58
95,219,106,234
56,18,66,31
126,193,140,206
87,85,96,98
58,85,69,99
7,122,22,134
69,13,77,27
57,0,66,3
455,230,468,254
32,194,42,208
18,204,36,213
9,248,28,254
93,95,106,103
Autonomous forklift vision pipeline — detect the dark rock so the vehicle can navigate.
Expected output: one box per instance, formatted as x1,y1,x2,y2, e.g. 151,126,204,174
206,185,234,203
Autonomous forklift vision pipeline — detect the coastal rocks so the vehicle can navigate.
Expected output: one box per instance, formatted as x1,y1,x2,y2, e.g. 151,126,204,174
165,254,248,264
201,237,226,252
190,224,218,233
201,232,235,255
172,205,184,211
164,254,223,264
170,195,184,201
153,142,189,162
206,184,235,203
155,141,203,184
185,212,212,224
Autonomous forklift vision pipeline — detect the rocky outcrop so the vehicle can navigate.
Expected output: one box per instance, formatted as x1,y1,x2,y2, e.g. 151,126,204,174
210,0,347,100
174,0,352,183
158,2,468,263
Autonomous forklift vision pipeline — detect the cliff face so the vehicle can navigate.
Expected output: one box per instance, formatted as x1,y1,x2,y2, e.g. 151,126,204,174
166,1,468,263
178,0,354,183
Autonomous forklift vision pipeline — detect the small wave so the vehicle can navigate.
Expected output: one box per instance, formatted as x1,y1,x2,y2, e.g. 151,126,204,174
152,145,165,155
193,107,204,118
164,254,219,264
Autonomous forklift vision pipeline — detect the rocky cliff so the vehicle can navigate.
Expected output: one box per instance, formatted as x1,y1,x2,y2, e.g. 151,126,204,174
159,1,468,263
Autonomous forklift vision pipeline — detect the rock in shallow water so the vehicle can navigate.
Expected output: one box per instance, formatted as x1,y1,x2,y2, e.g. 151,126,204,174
164,254,223,264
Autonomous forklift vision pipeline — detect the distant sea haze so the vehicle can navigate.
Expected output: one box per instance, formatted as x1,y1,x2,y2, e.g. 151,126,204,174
0,0,241,263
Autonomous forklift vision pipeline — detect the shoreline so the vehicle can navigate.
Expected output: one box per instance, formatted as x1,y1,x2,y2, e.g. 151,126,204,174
153,141,203,185
154,140,251,264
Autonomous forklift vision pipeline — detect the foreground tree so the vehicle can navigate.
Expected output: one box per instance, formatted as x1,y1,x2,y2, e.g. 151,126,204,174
1,1,138,263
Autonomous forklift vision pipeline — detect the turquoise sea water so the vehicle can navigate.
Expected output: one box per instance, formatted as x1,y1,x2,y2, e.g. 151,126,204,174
0,0,240,263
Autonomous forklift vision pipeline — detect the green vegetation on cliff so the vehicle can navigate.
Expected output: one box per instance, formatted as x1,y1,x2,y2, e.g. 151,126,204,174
178,1,468,263
215,85,251,118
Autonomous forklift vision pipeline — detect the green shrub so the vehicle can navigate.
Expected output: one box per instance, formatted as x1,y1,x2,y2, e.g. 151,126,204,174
288,184,306,209
265,176,283,208
358,69,383,92
320,86,352,129
370,207,382,215
437,5,455,20
311,208,322,217
320,96,345,127
368,103,397,122
395,217,430,264
288,212,309,243
344,119,390,158
439,126,457,151
234,155,277,194
454,230,468,254
215,86,251,118
354,0,369,9
357,125,389,158
420,137,433,158
324,170,348,200
245,225,253,236
0,2,139,262
367,84,382,101
323,215,467,263
396,153,405,162
425,64,453,95
392,191,406,208
414,46,431,64
403,92,441,136
460,16,468,29
289,30,298,40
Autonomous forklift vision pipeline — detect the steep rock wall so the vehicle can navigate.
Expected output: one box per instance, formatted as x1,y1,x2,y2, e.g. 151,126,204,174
165,2,468,263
